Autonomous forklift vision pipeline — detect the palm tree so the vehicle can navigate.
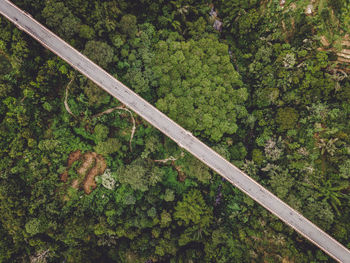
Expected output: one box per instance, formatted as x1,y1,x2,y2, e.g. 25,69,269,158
303,178,349,215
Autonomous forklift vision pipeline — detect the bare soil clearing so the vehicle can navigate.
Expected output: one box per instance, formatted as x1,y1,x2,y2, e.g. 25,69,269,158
60,151,107,194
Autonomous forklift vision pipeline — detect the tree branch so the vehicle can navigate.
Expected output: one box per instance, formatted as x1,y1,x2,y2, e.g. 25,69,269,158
154,152,184,163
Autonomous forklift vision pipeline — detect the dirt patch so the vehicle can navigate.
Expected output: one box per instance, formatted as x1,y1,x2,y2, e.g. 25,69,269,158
60,171,69,183
71,179,80,189
337,45,350,64
319,34,350,72
337,35,350,64
173,164,186,182
67,150,82,167
77,152,96,176
60,151,106,194
83,154,107,194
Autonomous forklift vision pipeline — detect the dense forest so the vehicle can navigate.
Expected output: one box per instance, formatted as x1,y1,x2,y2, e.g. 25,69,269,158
0,0,350,262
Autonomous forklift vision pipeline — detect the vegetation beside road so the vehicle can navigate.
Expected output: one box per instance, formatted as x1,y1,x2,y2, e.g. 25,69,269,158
0,0,349,262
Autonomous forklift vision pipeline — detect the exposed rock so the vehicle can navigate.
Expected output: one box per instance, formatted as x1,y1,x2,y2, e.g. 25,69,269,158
213,19,223,32
305,4,313,15
209,7,217,17
209,5,223,32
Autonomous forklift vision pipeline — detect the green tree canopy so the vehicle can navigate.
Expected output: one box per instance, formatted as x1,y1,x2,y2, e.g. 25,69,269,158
149,35,247,141
83,40,114,68
174,189,212,228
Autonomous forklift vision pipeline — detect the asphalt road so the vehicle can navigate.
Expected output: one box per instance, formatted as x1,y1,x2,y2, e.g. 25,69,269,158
1,0,350,262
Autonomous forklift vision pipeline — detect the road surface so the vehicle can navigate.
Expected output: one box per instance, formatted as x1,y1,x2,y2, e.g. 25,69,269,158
1,1,349,262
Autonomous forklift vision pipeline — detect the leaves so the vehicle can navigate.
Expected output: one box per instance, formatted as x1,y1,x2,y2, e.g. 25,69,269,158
174,189,212,228
1,0,350,262
83,41,114,68
151,36,246,141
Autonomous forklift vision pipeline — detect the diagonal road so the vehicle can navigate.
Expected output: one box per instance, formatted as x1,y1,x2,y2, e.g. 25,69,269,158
1,0,349,262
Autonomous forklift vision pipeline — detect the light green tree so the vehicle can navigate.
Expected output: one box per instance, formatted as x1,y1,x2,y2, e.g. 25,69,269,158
94,138,121,156
149,35,247,141
83,41,114,68
174,189,212,228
